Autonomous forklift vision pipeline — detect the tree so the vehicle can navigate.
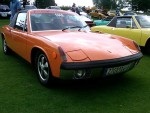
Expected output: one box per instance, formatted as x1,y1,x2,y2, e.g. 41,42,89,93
100,0,111,9
0,0,10,5
35,0,55,8
93,0,117,10
132,0,150,12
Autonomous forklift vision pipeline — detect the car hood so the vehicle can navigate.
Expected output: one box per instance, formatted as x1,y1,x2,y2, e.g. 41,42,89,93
33,31,136,61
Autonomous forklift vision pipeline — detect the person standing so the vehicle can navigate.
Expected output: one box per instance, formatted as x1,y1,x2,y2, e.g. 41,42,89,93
10,0,21,21
71,3,76,12
71,3,80,15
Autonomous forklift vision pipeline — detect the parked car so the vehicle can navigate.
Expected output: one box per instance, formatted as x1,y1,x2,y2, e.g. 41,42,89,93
94,16,114,26
46,6,61,10
0,4,11,18
24,5,37,10
107,10,116,16
80,15,95,27
0,9,142,86
91,15,150,54
124,12,137,16
121,7,132,12
68,10,94,27
78,7,89,17
89,9,107,19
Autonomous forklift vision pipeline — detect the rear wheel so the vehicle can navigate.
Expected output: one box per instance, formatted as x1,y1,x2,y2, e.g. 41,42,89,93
35,51,54,86
2,37,11,55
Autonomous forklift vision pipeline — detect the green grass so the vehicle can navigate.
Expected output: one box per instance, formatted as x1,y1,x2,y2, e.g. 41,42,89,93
0,19,150,113
0,18,10,27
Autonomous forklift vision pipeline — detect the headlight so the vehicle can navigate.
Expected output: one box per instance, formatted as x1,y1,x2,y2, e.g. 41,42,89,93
74,69,91,79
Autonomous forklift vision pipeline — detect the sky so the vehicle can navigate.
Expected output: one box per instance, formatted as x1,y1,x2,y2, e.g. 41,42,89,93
55,0,94,7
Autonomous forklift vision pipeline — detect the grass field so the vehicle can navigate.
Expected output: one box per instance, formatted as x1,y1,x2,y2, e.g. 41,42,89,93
0,19,150,113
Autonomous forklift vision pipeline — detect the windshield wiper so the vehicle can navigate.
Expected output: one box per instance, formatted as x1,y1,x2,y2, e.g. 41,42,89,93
78,25,88,31
62,26,82,31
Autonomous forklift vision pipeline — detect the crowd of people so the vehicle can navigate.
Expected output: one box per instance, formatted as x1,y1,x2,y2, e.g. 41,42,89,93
70,3,118,18
70,3,91,15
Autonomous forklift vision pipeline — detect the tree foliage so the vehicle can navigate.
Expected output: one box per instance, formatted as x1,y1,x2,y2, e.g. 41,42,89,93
0,0,10,5
132,0,150,12
93,0,117,10
93,0,150,12
35,0,55,8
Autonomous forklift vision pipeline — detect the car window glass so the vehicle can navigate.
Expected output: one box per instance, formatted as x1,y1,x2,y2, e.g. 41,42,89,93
135,16,150,28
30,13,88,31
116,17,137,28
131,18,137,29
64,15,83,26
0,5,9,9
15,13,27,31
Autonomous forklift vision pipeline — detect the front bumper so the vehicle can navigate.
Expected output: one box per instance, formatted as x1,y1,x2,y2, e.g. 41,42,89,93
60,52,143,79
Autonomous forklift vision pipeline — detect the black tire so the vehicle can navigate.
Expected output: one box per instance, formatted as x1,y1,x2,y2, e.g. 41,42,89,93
145,40,150,54
2,37,11,55
35,51,54,86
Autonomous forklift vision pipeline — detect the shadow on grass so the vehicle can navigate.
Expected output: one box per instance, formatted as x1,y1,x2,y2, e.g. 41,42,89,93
48,73,138,94
4,49,138,93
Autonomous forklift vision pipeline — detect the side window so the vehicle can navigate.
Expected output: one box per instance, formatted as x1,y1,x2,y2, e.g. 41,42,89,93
132,18,138,29
116,17,137,29
15,13,27,31
116,18,128,28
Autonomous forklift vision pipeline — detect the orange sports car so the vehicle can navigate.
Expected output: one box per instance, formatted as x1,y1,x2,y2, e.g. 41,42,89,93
0,9,142,86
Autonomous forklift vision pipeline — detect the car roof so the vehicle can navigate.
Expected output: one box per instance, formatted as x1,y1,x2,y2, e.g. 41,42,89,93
0,4,9,8
107,15,149,27
107,16,133,27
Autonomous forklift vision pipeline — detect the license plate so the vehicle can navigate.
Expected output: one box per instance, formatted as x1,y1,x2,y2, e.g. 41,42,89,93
104,62,135,76
1,13,7,17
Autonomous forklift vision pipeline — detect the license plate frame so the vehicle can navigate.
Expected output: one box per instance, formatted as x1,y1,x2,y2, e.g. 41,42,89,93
1,12,7,17
103,62,135,76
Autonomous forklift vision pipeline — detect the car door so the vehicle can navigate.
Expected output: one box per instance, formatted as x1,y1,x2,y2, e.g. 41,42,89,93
10,12,28,59
112,17,142,44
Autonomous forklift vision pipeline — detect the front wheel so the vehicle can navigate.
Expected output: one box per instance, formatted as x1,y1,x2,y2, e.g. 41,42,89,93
2,37,11,55
145,40,150,54
35,51,54,86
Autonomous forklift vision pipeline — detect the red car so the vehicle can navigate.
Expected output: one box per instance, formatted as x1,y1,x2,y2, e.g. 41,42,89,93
0,9,142,86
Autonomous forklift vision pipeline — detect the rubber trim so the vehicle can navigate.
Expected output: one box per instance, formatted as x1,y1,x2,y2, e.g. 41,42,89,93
61,52,143,70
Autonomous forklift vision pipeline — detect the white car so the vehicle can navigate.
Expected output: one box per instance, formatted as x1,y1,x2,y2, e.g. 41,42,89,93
80,15,95,27
0,5,10,18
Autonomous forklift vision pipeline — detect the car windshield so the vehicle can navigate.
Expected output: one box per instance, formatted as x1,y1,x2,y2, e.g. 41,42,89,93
0,5,9,9
135,16,150,28
30,13,89,31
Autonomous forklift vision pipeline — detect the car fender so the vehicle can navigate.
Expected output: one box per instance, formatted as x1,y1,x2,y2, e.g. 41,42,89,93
30,43,63,78
141,29,150,46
